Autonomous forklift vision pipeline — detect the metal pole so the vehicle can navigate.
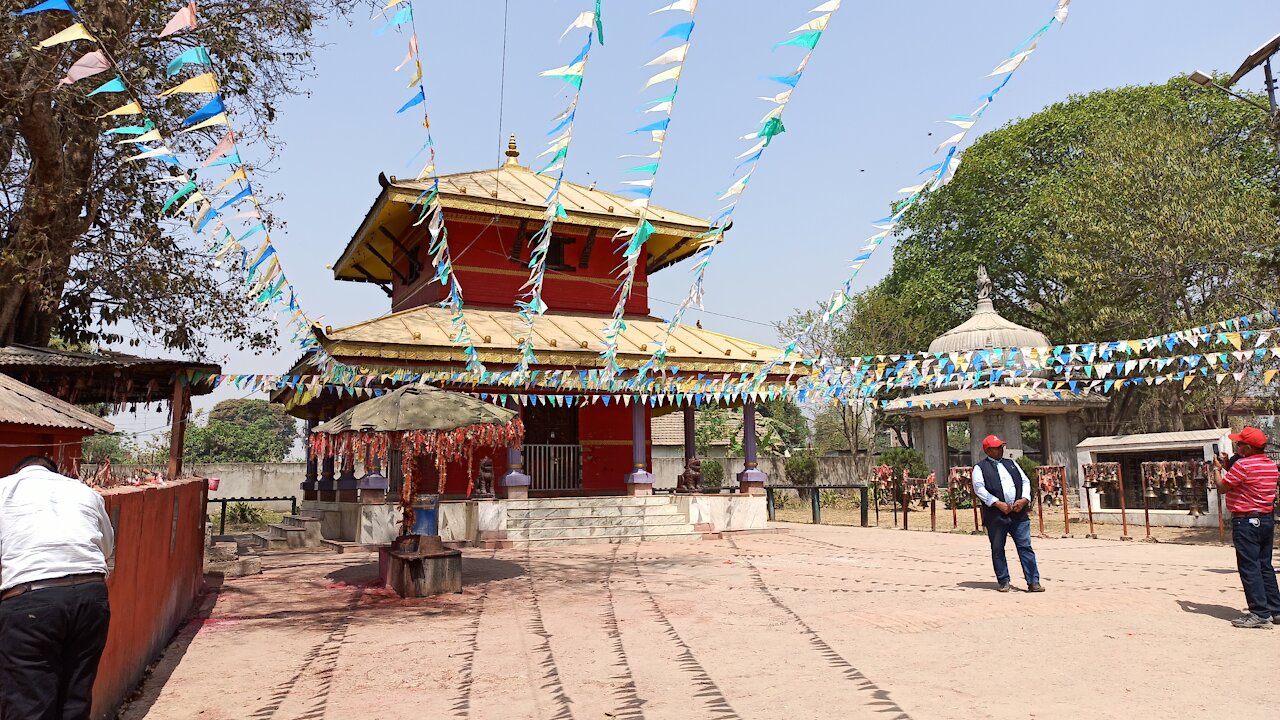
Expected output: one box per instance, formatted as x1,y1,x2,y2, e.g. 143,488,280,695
291,497,298,516
1061,474,1072,536
766,488,776,521
1264,59,1280,162
811,487,821,524
874,485,880,527
1216,469,1226,545
1117,467,1131,541
969,482,981,533
860,486,869,527
1085,485,1097,539
951,482,958,529
218,499,226,536
892,481,899,528
1141,470,1153,541
1036,484,1047,538
930,498,936,532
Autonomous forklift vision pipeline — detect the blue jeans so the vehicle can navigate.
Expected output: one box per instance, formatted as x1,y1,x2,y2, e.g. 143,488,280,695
987,517,1040,585
1232,515,1280,618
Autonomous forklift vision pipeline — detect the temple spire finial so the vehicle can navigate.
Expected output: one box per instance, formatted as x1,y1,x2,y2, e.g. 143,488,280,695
975,265,995,313
504,134,520,166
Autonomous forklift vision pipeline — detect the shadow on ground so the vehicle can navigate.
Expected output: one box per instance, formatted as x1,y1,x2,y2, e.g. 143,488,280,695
1176,599,1241,621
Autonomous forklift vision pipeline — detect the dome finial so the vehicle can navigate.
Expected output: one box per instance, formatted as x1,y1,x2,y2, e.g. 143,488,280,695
975,264,995,313
504,134,520,166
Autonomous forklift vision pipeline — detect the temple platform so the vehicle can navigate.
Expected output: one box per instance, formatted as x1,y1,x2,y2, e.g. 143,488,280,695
301,494,767,549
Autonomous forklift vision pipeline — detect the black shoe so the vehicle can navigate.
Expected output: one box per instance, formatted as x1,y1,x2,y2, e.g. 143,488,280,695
997,582,1011,593
1027,583,1045,593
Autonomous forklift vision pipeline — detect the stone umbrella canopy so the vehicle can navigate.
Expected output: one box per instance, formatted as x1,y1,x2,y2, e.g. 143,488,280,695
882,266,1105,486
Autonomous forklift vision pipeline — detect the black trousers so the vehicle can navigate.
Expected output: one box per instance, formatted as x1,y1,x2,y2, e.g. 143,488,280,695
0,582,110,720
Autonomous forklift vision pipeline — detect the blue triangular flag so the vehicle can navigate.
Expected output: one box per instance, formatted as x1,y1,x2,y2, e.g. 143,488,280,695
397,89,425,114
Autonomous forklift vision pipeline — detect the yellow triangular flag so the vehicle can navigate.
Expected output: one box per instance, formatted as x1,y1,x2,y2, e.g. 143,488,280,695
97,100,142,119
644,66,682,88
178,112,229,132
407,61,422,88
33,23,95,50
159,72,218,96
212,167,247,194
128,129,163,144
1265,369,1278,385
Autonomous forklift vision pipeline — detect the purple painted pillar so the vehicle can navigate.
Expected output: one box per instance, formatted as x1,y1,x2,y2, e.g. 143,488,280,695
625,401,655,495
737,400,767,495
683,406,696,462
301,417,318,501
502,398,531,499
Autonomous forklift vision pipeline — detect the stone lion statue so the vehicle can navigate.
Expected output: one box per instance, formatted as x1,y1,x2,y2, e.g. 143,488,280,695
677,457,703,493
475,457,495,498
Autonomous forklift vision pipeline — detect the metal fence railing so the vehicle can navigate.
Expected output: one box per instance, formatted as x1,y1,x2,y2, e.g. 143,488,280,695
525,444,582,492
210,496,298,536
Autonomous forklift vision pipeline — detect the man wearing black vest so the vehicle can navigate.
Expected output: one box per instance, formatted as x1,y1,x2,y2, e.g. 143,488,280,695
971,435,1044,593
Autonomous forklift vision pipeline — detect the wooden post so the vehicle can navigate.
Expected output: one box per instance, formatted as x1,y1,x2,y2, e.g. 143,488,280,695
1140,468,1153,541
969,483,981,534
951,483,958,529
1085,485,1097,539
892,481,899,528
1061,473,1072,536
1036,485,1047,538
930,498,936,532
166,380,189,480
1117,466,1131,541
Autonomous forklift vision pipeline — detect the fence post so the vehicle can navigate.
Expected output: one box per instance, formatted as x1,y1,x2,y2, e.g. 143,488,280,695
860,486,869,527
766,488,776,522
1061,475,1072,537
218,499,226,536
811,488,822,525
291,497,298,516
1036,486,1047,538
1117,466,1132,541
930,498,936,532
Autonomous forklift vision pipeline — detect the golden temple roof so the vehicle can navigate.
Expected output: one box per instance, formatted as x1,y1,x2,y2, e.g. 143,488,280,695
315,306,783,374
333,136,722,284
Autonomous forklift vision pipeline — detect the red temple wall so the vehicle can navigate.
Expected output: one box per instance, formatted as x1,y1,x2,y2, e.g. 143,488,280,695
389,219,650,316
579,402,648,492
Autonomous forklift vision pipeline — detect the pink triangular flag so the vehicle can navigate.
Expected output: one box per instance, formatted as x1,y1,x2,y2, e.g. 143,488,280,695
158,2,197,37
394,36,418,72
202,130,236,166
58,50,109,85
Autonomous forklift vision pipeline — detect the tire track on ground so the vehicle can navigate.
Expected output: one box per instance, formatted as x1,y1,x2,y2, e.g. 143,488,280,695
725,536,912,720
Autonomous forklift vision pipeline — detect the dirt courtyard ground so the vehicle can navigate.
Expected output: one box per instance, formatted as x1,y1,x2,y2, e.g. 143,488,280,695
121,524,1278,720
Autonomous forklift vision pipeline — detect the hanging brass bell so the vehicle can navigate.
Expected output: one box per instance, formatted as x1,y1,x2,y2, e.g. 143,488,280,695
1145,484,1158,499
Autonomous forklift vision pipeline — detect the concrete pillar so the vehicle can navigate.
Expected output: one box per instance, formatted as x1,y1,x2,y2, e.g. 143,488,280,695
737,400,767,495
625,401,655,495
502,399,531,499
336,456,358,503
920,417,947,480
318,454,336,502
1046,413,1081,491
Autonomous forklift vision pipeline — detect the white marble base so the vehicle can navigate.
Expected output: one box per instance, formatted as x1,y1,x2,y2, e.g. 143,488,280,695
673,494,768,532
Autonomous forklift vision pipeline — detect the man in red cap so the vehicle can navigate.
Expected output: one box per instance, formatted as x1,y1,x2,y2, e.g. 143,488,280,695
1211,425,1280,629
972,435,1042,592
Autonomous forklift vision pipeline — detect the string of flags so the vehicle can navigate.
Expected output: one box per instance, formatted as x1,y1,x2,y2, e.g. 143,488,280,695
599,0,702,381
513,3,605,376
749,0,1073,390
379,0,485,375
12,0,321,354
639,0,843,379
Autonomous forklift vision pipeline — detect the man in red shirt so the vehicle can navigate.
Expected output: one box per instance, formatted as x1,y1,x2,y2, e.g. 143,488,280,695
1211,426,1280,629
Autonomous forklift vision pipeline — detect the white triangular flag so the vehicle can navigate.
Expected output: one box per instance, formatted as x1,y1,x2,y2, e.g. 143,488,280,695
793,13,830,33
646,44,688,66
651,0,696,13
989,47,1035,76
811,0,841,11
935,131,965,153
644,66,682,88
561,10,595,39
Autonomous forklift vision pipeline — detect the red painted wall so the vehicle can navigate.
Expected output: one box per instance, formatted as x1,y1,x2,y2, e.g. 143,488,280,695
0,423,89,476
92,478,206,719
578,402,648,493
390,218,650,316
411,448,509,498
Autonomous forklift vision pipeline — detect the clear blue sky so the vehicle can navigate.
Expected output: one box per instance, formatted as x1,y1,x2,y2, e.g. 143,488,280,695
111,0,1280,437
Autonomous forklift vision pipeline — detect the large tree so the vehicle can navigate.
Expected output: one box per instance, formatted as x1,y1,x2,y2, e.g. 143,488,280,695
1,0,351,353
184,398,298,462
811,77,1280,433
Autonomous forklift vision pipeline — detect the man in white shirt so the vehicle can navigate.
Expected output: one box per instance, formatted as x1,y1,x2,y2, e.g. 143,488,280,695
0,455,115,720
971,435,1043,593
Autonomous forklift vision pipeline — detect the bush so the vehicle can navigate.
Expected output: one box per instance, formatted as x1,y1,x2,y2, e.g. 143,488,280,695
225,502,265,525
701,459,725,488
1016,455,1041,480
878,447,929,480
785,450,818,486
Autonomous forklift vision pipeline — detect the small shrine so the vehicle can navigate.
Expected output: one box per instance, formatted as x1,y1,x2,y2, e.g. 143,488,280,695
883,266,1105,487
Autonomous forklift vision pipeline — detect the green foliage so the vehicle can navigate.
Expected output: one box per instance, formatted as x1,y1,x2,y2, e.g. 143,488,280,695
757,398,808,449
784,450,818,486
224,502,265,525
184,399,297,463
700,459,725,488
1,0,356,350
81,432,132,464
1016,455,1041,480
695,407,732,456
878,447,929,480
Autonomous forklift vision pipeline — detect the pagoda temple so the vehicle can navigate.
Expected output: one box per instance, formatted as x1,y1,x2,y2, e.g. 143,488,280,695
276,137,787,511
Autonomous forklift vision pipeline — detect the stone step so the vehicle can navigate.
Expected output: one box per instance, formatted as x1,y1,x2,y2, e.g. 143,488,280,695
266,524,309,548
205,541,239,563
204,556,262,578
250,531,290,551
510,533,702,549
507,506,684,521
506,524,699,541
508,514,692,530
321,539,382,555
281,515,323,545
505,496,673,510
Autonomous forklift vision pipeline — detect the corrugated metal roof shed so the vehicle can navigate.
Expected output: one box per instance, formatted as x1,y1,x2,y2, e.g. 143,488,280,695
0,373,114,433
1077,429,1230,450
